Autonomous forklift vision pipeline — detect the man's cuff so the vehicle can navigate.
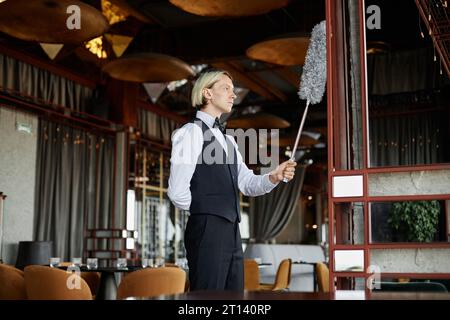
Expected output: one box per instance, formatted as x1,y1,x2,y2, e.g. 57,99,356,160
264,173,279,191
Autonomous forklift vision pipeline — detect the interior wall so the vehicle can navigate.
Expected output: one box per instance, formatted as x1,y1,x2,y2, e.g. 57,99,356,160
0,107,38,264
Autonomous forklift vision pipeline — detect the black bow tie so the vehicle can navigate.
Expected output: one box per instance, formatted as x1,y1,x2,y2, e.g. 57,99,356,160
213,117,226,133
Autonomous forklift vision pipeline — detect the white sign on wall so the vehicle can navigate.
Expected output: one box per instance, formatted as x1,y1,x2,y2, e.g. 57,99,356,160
332,175,364,197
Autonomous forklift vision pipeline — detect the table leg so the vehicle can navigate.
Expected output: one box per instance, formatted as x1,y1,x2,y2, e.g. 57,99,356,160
313,263,317,292
96,271,117,300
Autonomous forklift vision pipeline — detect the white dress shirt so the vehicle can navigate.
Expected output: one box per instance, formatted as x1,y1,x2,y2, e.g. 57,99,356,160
167,111,278,211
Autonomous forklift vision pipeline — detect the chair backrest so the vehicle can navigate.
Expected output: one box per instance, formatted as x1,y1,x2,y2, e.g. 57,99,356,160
80,271,101,296
0,264,27,299
244,259,260,291
59,262,100,296
24,265,92,300
117,267,186,299
158,263,190,292
316,262,329,293
272,259,292,291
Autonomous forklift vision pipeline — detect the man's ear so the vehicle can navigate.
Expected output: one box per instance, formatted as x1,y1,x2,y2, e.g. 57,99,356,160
203,88,212,100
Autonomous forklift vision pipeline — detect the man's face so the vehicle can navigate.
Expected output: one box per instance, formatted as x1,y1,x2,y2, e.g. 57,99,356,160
204,74,237,114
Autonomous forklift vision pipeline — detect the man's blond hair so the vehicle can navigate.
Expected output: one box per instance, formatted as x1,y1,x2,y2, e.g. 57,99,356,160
191,70,233,109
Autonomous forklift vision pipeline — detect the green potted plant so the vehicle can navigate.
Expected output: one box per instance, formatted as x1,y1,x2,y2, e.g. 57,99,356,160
388,200,440,242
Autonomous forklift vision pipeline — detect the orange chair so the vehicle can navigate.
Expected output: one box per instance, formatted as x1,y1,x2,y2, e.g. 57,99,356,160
117,267,186,300
163,263,191,292
24,265,92,300
0,264,27,299
80,271,101,296
316,262,329,292
59,261,100,296
259,259,292,291
244,259,261,291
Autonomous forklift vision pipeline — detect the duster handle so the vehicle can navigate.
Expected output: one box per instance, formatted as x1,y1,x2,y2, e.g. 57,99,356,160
283,100,310,183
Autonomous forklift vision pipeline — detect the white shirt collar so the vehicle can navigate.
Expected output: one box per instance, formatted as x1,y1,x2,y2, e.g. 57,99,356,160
196,110,216,128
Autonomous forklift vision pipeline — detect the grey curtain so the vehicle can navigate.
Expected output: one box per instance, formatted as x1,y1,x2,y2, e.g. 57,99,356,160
0,54,93,112
369,108,445,167
138,109,178,141
250,166,306,242
366,48,447,95
366,45,449,167
34,119,114,259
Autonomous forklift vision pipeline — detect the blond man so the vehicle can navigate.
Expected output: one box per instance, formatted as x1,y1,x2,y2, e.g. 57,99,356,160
168,69,296,291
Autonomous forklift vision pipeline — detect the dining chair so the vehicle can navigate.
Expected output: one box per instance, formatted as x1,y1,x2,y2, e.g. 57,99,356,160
259,258,292,291
315,262,330,292
80,271,101,296
0,263,27,299
24,265,92,300
117,266,186,299
244,259,261,291
163,263,191,292
59,261,101,297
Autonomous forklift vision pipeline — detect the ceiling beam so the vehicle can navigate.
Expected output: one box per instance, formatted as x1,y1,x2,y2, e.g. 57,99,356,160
272,66,301,89
212,62,278,101
228,61,289,101
213,61,288,102
227,61,289,102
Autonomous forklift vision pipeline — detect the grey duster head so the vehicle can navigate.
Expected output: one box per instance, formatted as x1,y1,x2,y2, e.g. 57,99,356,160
298,20,327,105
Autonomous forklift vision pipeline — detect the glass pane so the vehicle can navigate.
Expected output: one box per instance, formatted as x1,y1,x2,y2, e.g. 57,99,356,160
136,195,182,263
372,277,450,293
335,277,367,292
334,250,364,272
334,202,365,245
370,248,450,273
365,0,450,168
370,200,449,243
369,170,450,197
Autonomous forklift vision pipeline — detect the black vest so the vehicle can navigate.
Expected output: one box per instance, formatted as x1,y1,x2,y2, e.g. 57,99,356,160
189,118,241,223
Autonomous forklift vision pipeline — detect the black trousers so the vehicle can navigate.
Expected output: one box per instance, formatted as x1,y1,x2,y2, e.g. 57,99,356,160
184,214,244,291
